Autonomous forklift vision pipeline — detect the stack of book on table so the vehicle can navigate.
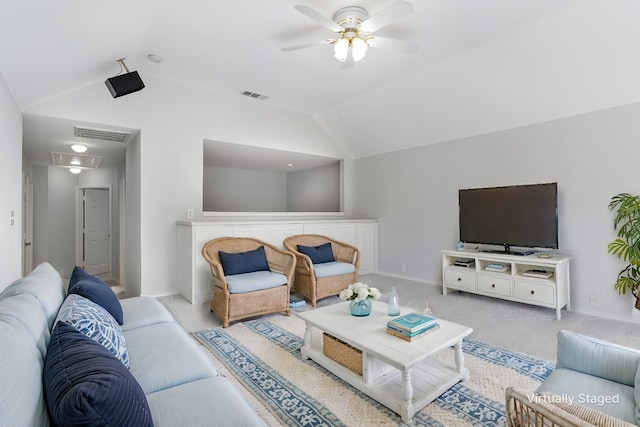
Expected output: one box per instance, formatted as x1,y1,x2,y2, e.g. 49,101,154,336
386,313,439,342
289,294,306,308
485,263,508,272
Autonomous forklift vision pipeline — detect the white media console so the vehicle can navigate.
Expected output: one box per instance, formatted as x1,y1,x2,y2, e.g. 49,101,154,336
442,249,571,320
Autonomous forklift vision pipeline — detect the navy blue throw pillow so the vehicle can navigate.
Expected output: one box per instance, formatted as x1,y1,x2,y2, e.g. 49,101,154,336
297,242,335,264
219,246,270,276
69,276,124,325
68,265,92,291
44,322,154,427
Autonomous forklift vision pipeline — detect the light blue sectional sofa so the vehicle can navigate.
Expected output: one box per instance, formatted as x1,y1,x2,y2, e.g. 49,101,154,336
506,330,640,426
0,262,266,427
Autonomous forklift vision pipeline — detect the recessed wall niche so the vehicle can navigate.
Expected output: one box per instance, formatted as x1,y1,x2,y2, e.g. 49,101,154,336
203,140,342,213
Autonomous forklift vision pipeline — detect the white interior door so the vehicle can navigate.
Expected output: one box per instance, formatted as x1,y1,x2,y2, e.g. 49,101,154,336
83,188,111,277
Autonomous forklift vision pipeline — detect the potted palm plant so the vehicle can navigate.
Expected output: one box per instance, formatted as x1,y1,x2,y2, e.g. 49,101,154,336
608,193,640,309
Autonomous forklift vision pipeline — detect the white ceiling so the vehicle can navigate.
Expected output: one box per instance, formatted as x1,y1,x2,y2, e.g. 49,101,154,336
204,140,340,173
2,0,638,167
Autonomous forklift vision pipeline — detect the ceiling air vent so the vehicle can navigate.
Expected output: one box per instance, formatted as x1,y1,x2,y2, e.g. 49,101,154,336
74,126,131,143
50,152,103,168
241,90,268,101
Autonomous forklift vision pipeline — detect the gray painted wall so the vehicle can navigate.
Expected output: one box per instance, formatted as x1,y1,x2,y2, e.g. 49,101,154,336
30,165,121,282
203,166,287,212
287,163,340,212
353,102,640,319
203,162,341,212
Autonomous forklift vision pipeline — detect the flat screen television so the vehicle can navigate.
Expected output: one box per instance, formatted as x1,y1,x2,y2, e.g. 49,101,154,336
458,182,558,255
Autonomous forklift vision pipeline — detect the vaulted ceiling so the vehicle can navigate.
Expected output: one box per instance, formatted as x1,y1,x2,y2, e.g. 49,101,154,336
3,0,639,163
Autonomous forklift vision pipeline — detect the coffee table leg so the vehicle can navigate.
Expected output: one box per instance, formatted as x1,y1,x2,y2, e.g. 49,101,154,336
301,322,312,359
400,368,414,421
454,341,468,377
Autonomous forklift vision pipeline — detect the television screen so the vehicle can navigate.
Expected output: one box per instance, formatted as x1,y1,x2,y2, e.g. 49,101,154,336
459,183,558,253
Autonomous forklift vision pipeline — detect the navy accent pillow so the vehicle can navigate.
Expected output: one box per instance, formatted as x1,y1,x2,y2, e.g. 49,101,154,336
297,242,335,264
69,276,124,325
219,246,270,276
68,265,92,291
44,322,154,427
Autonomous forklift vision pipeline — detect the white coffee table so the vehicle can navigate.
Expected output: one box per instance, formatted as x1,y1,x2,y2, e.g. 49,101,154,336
296,300,473,422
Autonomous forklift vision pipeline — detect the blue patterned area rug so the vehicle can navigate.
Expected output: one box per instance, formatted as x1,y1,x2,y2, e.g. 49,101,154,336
192,316,554,427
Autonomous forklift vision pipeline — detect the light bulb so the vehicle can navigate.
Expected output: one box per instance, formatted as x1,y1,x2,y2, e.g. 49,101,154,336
351,37,367,62
69,167,82,174
333,38,349,62
71,144,87,153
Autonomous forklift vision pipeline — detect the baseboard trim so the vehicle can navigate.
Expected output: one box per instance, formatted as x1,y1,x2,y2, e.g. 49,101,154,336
364,270,439,287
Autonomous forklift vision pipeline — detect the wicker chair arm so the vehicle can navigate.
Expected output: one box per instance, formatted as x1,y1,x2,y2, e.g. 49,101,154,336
291,251,315,275
505,386,634,427
263,246,296,285
201,250,229,292
332,242,360,270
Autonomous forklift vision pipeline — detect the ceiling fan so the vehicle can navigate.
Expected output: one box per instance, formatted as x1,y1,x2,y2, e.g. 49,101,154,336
282,0,418,65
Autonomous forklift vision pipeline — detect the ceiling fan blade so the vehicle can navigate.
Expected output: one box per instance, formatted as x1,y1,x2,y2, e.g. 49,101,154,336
359,0,414,33
367,36,418,53
281,39,334,52
294,5,343,33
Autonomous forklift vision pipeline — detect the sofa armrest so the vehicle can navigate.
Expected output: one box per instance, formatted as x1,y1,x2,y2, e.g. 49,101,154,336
556,331,640,387
506,386,635,427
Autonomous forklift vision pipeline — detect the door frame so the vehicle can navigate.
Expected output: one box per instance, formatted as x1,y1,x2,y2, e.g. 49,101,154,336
22,172,33,276
76,186,112,276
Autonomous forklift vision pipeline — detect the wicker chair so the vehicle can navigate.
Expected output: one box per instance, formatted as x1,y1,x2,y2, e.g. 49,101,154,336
201,237,295,328
283,234,360,307
505,386,635,427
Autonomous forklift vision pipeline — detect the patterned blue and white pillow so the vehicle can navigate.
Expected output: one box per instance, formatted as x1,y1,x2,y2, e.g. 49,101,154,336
55,294,129,368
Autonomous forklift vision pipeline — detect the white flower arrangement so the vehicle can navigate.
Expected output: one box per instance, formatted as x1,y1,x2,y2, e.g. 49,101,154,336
339,282,381,302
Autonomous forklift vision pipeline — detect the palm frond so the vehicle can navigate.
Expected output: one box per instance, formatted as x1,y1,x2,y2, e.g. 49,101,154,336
609,193,640,300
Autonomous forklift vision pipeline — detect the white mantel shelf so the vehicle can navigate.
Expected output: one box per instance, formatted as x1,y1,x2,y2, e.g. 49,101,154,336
177,218,378,304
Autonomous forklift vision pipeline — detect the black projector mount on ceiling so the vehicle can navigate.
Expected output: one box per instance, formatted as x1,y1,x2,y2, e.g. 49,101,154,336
105,58,145,98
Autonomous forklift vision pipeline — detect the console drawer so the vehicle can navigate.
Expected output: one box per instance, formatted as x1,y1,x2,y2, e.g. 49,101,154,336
445,269,477,291
514,280,555,305
478,275,511,297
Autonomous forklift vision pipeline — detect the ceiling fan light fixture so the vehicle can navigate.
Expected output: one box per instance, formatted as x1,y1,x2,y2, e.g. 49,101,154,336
333,38,349,62
351,37,368,62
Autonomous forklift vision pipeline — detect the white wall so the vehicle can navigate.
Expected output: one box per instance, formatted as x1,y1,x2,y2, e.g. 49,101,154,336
31,165,49,271
23,76,350,296
125,133,141,297
353,102,640,320
45,167,77,279
0,72,23,289
32,165,77,280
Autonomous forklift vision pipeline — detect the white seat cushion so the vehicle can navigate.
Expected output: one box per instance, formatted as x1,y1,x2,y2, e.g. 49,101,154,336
313,261,356,278
225,271,287,293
